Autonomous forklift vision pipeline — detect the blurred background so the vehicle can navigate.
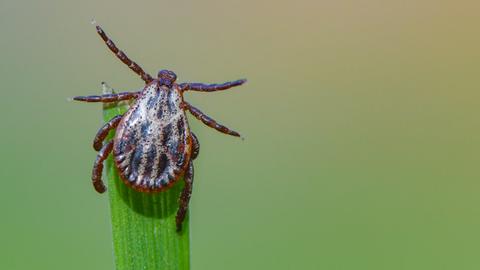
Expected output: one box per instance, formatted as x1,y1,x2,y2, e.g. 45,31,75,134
1,0,479,269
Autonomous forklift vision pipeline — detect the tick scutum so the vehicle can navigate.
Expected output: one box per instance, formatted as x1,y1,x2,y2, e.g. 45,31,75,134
113,82,192,192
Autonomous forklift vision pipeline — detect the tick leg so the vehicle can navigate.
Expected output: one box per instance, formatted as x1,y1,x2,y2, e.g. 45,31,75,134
93,115,123,151
94,23,154,83
73,91,139,103
191,132,200,160
184,102,241,138
176,162,194,232
92,141,114,193
179,79,246,92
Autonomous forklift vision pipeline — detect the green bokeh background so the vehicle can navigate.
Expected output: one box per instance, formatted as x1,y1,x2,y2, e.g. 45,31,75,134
1,0,479,269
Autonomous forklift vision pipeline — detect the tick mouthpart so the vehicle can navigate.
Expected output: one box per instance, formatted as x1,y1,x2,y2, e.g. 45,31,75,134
157,69,177,87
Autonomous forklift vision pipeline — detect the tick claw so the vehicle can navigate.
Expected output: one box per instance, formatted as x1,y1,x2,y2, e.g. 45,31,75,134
93,182,106,193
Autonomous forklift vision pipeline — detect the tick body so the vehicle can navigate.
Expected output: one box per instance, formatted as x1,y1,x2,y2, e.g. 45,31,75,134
74,23,246,231
114,82,192,192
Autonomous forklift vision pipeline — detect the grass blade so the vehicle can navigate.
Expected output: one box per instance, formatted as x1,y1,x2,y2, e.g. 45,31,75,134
101,82,190,270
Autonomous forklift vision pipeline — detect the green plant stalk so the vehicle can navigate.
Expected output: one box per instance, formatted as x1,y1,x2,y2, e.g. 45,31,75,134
101,83,190,270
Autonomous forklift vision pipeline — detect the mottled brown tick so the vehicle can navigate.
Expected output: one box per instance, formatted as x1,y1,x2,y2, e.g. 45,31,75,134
73,23,246,231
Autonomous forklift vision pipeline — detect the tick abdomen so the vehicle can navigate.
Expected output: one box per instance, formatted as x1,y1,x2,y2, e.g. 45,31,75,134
113,81,192,192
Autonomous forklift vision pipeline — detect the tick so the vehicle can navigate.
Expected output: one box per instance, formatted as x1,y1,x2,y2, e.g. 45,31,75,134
73,23,246,231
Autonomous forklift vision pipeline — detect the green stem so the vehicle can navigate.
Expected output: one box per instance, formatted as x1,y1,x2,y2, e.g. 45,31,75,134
101,83,190,270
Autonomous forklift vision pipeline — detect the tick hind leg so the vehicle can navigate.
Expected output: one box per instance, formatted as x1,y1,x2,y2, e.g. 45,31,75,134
179,79,246,92
191,132,200,160
94,23,154,83
92,141,114,193
176,162,194,232
93,115,123,151
175,133,199,231
184,102,242,138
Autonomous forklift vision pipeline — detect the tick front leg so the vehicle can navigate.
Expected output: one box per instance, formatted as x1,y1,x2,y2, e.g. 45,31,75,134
94,23,154,83
73,91,139,103
93,115,123,151
176,162,194,232
92,141,114,193
179,79,246,92
184,102,241,138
